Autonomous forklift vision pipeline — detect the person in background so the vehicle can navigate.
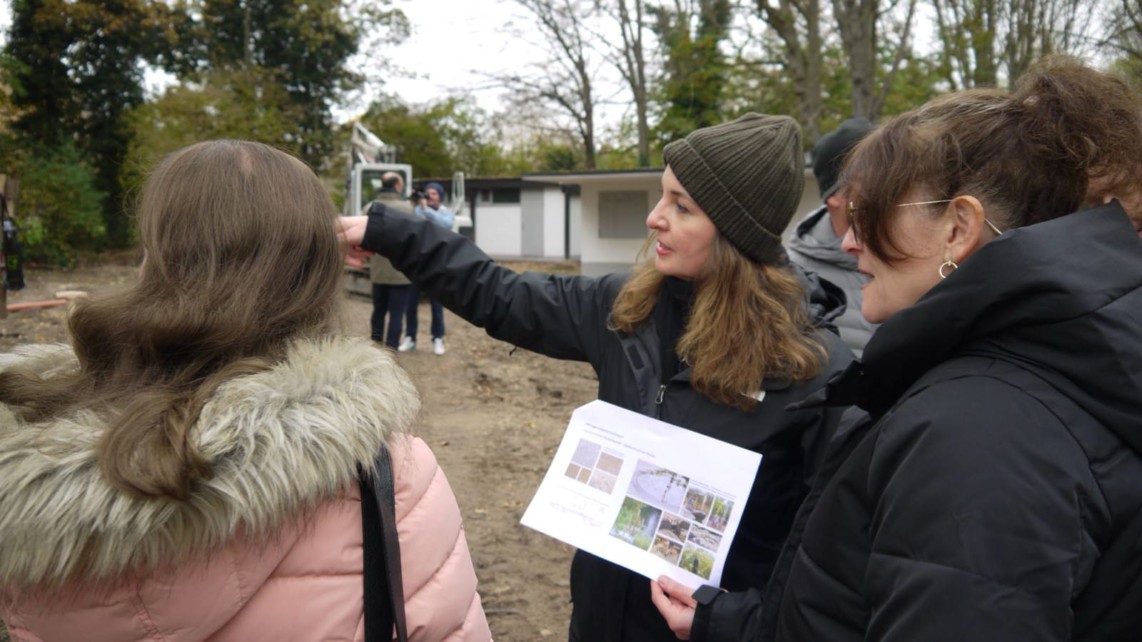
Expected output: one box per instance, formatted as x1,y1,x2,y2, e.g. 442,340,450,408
0,141,490,642
786,117,876,356
651,56,1142,642
370,172,415,349
339,113,855,642
401,181,454,355
2,215,25,291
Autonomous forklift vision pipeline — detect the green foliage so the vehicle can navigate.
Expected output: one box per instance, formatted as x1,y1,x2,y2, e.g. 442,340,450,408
6,0,183,248
1110,56,1142,93
679,546,713,578
359,95,452,176
5,0,410,248
182,0,404,169
1106,1,1142,92
874,55,944,119
650,0,732,144
446,105,535,176
593,115,654,169
121,68,301,201
353,95,537,179
539,144,581,172
3,140,107,266
721,33,944,147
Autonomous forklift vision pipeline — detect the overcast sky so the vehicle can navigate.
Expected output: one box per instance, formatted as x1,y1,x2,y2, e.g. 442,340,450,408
383,0,544,109
0,0,581,124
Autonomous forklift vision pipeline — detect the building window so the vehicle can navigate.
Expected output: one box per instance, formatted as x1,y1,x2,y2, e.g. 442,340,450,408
492,188,521,204
598,190,649,238
477,188,521,204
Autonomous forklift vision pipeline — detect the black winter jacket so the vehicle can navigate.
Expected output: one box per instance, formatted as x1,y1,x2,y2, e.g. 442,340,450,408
698,202,1142,642
361,204,855,642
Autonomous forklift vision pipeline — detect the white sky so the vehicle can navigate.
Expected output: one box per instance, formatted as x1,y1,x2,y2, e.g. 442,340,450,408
380,0,546,111
0,0,590,126
367,0,631,137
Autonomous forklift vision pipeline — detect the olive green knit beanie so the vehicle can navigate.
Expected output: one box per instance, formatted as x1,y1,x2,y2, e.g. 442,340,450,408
662,113,804,265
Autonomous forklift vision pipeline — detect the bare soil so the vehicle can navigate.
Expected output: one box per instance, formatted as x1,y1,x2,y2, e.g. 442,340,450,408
0,259,597,642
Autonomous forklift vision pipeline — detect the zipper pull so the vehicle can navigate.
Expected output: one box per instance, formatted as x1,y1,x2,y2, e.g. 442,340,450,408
655,384,666,405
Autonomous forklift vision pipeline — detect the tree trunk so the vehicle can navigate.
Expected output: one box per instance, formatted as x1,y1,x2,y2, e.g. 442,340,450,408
757,0,823,144
615,0,652,166
834,0,878,117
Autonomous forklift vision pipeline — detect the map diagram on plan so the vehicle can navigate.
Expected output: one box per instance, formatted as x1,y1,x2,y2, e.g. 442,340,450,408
521,400,761,588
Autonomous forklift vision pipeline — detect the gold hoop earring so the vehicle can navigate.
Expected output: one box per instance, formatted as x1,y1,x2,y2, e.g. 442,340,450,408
939,259,958,279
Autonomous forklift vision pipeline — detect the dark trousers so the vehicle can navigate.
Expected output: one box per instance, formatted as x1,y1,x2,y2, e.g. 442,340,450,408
371,283,412,348
405,286,445,340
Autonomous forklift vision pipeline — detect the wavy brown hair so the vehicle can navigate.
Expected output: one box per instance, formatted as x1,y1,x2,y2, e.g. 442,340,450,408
844,55,1142,261
610,235,827,411
0,140,344,500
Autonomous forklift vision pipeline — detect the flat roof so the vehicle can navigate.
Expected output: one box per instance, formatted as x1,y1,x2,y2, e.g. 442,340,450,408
524,168,664,183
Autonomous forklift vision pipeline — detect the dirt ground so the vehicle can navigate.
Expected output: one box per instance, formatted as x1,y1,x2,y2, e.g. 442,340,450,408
0,258,599,642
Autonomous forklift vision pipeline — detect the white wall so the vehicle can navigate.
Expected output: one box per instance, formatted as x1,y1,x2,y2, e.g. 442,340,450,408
542,186,565,258
573,170,821,275
475,204,523,256
577,175,662,276
474,187,574,260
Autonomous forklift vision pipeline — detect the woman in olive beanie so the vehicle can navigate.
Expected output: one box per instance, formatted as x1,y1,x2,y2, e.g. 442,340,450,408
338,113,854,642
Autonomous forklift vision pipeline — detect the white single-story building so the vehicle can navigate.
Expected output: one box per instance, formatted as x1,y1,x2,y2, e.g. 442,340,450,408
524,168,823,276
414,177,582,262
416,167,822,276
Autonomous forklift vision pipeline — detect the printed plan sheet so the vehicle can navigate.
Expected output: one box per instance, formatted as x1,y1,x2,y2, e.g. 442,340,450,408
521,400,762,588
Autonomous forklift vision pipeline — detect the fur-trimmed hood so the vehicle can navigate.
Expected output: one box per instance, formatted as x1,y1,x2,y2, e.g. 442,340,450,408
0,337,419,590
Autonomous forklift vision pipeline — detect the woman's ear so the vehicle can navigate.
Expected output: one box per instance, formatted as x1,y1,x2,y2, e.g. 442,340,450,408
946,195,988,264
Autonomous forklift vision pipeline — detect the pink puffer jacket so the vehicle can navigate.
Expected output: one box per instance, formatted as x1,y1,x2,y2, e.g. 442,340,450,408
0,339,491,642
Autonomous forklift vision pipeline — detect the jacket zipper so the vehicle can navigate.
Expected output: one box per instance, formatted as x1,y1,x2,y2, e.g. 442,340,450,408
655,384,666,418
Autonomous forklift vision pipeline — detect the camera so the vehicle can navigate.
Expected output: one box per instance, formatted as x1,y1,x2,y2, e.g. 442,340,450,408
410,189,426,203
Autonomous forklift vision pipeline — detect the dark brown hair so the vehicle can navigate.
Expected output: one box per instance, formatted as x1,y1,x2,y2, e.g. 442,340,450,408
610,235,827,411
845,56,1142,261
0,140,344,500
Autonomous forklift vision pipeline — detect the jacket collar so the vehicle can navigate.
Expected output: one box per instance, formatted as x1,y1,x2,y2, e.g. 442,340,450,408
0,337,419,589
787,205,859,270
827,202,1142,432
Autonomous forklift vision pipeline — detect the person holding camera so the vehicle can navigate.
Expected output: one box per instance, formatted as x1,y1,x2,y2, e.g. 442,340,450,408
400,181,454,355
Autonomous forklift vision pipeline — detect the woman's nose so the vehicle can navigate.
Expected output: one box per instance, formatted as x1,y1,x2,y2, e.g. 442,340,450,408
841,226,861,254
647,204,667,230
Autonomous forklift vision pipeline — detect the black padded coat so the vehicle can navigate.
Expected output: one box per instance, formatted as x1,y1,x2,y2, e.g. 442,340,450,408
361,203,855,642
694,202,1142,641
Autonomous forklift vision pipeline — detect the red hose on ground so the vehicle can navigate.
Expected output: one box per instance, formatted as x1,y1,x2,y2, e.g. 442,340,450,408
7,299,68,312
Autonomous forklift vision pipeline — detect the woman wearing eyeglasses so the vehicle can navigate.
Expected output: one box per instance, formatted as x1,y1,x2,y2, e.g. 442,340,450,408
340,113,857,642
652,56,1142,641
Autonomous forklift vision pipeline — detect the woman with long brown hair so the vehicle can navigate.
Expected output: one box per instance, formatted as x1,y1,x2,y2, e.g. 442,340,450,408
652,57,1142,642
0,140,490,641
339,113,854,641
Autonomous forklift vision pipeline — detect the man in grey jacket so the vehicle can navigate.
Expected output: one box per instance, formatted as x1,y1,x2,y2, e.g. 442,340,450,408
787,118,877,356
369,172,415,348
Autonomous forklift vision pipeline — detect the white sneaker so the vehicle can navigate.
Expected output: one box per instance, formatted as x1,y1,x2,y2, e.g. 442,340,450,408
397,337,416,352
432,338,446,356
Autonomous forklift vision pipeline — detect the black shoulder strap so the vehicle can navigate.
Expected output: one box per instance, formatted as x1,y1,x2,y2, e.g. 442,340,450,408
359,447,409,642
